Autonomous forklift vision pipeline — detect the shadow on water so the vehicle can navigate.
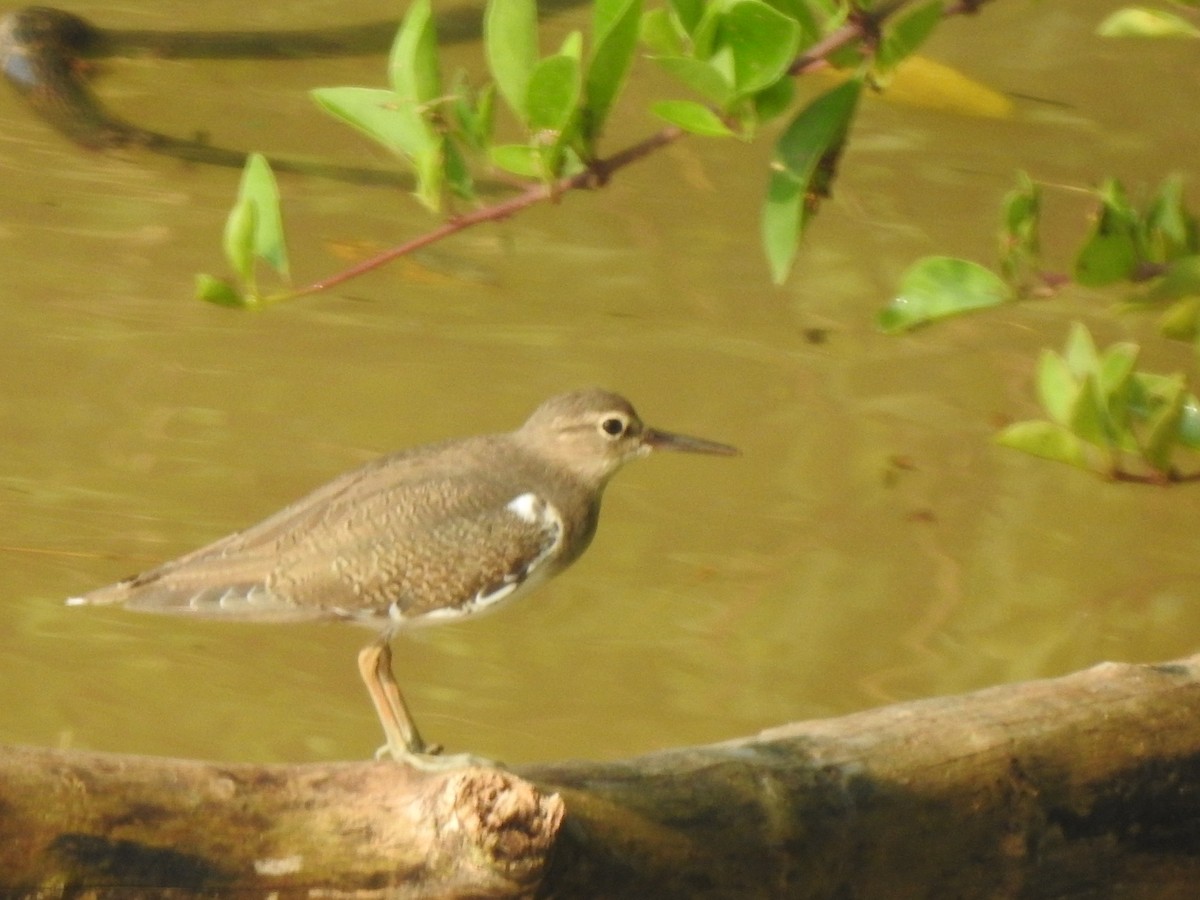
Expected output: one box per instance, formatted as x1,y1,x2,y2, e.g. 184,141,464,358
0,1,588,183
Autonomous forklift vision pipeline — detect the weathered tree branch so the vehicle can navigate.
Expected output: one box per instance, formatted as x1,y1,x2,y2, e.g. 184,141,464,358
3,655,1199,898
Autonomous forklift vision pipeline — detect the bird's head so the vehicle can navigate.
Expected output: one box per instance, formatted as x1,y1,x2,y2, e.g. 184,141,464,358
516,388,739,488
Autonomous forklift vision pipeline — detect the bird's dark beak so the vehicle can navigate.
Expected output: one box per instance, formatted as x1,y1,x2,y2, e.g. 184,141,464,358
643,428,740,456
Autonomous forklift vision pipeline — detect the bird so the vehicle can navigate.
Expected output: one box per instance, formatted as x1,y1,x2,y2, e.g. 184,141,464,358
67,388,738,767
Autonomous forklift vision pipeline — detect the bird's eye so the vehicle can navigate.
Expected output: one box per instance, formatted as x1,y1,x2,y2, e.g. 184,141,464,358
601,416,626,438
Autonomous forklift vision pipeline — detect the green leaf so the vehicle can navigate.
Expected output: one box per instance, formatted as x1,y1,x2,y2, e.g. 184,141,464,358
485,0,539,118
670,0,708,36
526,54,581,133
877,0,944,71
774,79,861,178
1097,340,1138,430
762,169,807,284
1074,180,1140,287
239,153,288,278
389,0,439,105
752,75,795,123
450,77,495,152
1143,374,1186,472
1128,371,1176,414
762,0,820,44
640,7,686,56
1138,255,1200,306
223,196,257,285
195,274,246,307
651,99,734,136
805,0,844,17
1002,172,1040,236
489,143,542,178
1098,341,1139,398
764,79,862,282
1177,393,1200,449
312,88,444,210
1068,373,1116,447
558,32,583,62
999,170,1040,282
221,154,287,291
1160,296,1200,341
313,87,439,158
720,0,802,97
443,138,474,201
690,3,724,57
584,0,642,145
1097,7,1200,38
1145,175,1197,261
877,256,1011,332
1062,320,1100,379
411,147,445,213
1036,349,1078,427
654,56,734,106
1126,373,1200,466
995,421,1091,471
1074,223,1138,285
762,0,813,20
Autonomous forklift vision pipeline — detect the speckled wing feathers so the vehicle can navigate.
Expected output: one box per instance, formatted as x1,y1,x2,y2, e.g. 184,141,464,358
71,436,579,625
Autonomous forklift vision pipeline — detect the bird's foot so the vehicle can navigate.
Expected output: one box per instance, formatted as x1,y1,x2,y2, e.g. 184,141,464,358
373,742,501,770
374,740,443,759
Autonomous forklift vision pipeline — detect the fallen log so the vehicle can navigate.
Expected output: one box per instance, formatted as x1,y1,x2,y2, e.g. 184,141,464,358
2,656,1199,898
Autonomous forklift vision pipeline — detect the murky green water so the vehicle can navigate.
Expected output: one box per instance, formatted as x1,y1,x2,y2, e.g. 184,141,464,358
1,0,1197,764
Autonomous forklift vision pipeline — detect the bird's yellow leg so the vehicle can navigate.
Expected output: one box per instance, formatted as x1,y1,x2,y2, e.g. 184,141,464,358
357,634,430,757
356,634,498,770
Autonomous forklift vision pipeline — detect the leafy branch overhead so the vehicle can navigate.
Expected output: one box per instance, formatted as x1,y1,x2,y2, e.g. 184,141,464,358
203,0,976,306
187,1,1200,485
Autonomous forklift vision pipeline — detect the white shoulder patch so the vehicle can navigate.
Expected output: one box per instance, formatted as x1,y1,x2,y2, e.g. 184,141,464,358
505,491,542,523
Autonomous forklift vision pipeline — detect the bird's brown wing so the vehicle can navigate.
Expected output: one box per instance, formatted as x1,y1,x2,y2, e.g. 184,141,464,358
71,459,564,624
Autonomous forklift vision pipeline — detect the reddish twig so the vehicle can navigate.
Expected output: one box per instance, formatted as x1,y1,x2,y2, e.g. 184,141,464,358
287,126,684,299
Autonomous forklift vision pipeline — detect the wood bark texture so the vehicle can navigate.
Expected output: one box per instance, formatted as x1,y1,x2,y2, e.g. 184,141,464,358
2,656,1199,898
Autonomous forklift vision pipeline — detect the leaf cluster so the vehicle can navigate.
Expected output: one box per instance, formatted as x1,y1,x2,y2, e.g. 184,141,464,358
878,173,1200,346
996,323,1200,482
313,0,644,201
198,0,966,305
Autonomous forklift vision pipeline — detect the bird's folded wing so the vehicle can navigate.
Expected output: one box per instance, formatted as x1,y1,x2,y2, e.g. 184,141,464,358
69,475,562,624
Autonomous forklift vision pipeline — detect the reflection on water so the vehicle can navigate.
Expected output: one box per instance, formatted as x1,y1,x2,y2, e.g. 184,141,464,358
0,0,1197,764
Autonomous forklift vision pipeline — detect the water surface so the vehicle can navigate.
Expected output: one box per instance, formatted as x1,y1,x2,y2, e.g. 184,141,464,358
0,0,1196,764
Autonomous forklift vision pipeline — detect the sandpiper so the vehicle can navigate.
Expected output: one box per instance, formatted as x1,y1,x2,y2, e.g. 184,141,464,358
68,388,738,766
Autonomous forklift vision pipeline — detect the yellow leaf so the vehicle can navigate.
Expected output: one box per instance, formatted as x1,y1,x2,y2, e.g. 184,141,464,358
882,56,1013,119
